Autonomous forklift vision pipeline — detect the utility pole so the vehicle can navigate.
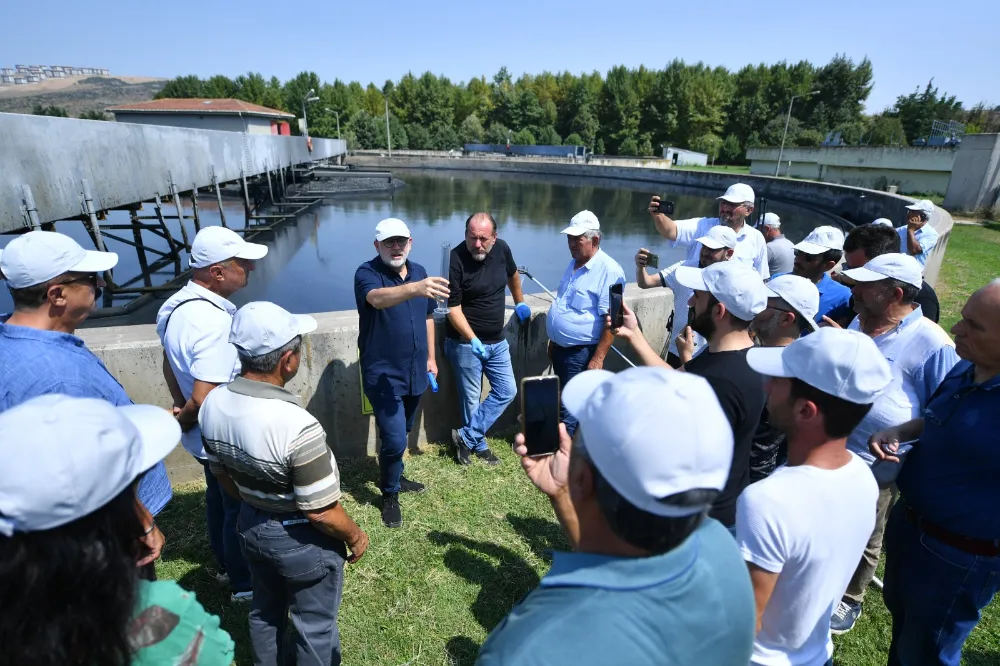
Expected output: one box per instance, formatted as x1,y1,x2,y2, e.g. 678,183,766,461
775,90,819,177
385,98,392,157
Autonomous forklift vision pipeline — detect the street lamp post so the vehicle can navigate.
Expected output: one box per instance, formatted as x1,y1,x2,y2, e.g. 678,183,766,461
301,88,320,137
775,90,819,177
324,108,341,140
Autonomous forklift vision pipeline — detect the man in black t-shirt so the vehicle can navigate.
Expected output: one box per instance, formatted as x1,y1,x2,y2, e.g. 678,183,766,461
445,213,532,466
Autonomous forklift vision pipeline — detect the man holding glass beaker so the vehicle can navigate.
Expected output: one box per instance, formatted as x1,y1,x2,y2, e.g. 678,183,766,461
354,218,449,528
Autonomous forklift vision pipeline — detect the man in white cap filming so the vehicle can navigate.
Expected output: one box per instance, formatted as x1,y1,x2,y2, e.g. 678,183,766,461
0,230,171,576
739,328,893,666
199,302,367,666
477,367,755,665
546,210,626,434
899,199,939,268
157,225,268,600
791,225,851,323
762,213,794,276
648,182,769,278
634,225,737,367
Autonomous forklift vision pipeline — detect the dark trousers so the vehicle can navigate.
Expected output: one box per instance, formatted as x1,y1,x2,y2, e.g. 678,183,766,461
883,503,1000,666
365,390,422,494
238,503,346,666
202,462,252,593
550,343,597,436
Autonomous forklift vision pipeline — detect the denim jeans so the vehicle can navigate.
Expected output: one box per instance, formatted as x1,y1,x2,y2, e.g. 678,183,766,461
550,343,597,435
202,462,252,593
883,503,1000,666
364,388,422,494
445,337,517,452
238,503,347,666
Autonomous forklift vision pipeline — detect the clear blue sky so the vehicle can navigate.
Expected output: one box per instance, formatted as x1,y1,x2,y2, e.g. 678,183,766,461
3,0,997,112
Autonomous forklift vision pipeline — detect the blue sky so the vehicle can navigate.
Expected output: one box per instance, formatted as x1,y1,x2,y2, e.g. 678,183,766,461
3,0,997,112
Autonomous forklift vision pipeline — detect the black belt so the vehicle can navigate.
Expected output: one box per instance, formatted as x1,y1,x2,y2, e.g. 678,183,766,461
905,505,1000,557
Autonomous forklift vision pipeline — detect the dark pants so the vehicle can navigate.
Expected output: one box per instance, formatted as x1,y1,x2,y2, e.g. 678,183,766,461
666,351,683,369
883,503,1000,666
366,390,421,494
202,462,252,593
550,343,597,436
238,503,346,666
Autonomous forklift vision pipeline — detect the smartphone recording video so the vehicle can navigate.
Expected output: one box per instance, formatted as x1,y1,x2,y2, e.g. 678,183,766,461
521,376,561,457
609,283,625,329
656,199,675,216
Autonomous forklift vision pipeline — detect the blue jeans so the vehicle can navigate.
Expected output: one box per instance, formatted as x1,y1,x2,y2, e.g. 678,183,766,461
202,462,252,593
365,388,422,494
550,343,597,435
445,337,517,452
238,503,346,666
883,503,1000,666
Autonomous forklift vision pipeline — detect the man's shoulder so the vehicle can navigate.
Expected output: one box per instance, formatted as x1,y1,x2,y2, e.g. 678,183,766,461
354,257,381,279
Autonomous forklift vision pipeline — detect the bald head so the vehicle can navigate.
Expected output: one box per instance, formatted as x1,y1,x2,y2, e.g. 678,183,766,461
952,280,1000,369
464,212,498,261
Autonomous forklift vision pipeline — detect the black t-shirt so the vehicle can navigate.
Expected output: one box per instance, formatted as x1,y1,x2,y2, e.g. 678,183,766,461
445,238,517,343
684,348,767,527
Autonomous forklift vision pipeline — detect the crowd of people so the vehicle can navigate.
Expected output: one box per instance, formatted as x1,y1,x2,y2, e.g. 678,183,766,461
0,179,997,666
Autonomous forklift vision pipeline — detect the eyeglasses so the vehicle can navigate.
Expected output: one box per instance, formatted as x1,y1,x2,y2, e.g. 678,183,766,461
55,274,100,288
381,237,409,249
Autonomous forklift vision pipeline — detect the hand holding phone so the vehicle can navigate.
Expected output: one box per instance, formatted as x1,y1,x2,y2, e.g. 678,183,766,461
521,376,561,457
609,283,625,329
655,199,675,216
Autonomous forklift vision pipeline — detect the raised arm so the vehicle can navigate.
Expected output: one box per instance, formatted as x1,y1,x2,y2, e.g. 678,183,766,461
366,277,449,310
607,303,670,369
649,196,679,241
634,248,664,289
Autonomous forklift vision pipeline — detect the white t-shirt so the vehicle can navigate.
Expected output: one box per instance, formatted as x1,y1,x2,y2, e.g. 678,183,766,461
672,217,770,279
737,455,878,666
659,258,707,357
156,281,241,459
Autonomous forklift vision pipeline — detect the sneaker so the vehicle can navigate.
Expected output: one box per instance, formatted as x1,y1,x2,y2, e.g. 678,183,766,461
831,600,862,635
381,492,402,528
231,590,253,603
399,475,426,494
473,448,501,466
452,429,472,466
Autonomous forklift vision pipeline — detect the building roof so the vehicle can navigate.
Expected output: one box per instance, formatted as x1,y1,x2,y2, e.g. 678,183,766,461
106,98,294,120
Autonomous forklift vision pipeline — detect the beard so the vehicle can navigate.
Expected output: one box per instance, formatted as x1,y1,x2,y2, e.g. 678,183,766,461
690,305,715,340
379,246,410,269
470,242,493,262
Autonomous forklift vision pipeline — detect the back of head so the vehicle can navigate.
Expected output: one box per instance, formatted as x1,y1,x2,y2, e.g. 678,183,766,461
843,224,899,262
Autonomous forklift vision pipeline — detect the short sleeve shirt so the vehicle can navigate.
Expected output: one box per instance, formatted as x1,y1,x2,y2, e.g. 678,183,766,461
898,224,939,268
815,273,852,322
545,249,626,347
766,237,795,276
672,217,770,279
445,239,517,343
658,258,707,357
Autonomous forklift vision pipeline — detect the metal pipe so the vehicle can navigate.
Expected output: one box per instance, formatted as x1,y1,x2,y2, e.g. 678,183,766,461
775,90,819,177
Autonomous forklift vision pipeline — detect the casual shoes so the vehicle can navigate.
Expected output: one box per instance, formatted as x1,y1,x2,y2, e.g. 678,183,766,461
381,492,403,528
231,591,253,603
831,600,862,635
399,475,426,494
452,429,472,466
474,448,501,466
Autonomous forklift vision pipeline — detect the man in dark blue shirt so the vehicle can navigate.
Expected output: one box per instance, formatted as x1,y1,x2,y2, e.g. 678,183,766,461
869,280,1000,666
355,218,450,528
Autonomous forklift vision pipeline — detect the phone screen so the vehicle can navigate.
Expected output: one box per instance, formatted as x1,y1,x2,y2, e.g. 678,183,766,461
522,376,561,457
609,283,624,328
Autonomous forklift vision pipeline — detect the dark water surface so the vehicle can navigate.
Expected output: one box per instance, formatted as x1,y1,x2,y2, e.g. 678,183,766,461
0,169,840,324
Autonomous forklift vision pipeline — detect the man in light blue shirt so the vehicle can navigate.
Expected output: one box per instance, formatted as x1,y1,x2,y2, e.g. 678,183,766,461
898,199,940,268
545,210,625,434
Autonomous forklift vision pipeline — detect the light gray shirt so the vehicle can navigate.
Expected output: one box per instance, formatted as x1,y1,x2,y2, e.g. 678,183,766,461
766,236,794,276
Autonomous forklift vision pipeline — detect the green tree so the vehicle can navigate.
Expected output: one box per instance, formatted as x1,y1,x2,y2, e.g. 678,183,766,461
79,110,108,121
618,137,639,156
32,105,68,117
485,122,510,144
888,79,963,142
564,132,584,146
512,128,536,145
721,133,743,163
283,71,322,119
155,75,205,99
690,133,723,161
347,111,380,149
795,129,825,147
406,123,431,149
865,114,906,146
535,125,561,146
204,75,237,98
430,123,460,150
458,113,485,144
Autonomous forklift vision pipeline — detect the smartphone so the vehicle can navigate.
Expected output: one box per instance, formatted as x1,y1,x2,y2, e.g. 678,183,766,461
656,199,675,216
869,441,916,489
645,252,660,269
609,283,625,329
521,376,561,457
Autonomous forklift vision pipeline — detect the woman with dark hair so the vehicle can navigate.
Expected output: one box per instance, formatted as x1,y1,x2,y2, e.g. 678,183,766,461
0,394,234,666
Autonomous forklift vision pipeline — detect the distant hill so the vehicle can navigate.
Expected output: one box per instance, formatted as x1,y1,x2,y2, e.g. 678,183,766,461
0,75,167,118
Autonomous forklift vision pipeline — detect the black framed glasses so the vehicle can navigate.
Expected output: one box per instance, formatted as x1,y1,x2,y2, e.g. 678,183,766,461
56,274,100,288
381,237,410,249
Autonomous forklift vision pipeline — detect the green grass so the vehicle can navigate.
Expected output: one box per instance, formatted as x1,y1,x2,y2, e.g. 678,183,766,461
675,164,751,174
935,222,1000,334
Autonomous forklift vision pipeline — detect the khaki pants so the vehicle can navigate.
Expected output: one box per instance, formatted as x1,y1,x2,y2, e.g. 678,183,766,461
843,485,898,604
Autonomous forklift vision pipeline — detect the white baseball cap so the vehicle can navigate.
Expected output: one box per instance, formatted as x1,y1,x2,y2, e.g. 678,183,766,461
675,262,768,322
562,367,734,517
374,218,412,241
872,218,894,227
0,394,180,536
717,183,755,204
230,301,318,357
763,213,781,228
841,252,922,289
746,328,892,405
561,210,601,236
190,226,268,269
764,274,820,332
905,199,936,217
696,225,737,250
794,225,846,255
0,231,118,289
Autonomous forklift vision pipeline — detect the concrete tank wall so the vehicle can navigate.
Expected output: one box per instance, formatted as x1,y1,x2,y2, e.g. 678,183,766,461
944,134,1000,214
78,285,674,485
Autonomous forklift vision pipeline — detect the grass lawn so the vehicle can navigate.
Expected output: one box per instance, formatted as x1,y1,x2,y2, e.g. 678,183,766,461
676,164,750,174
936,222,1000,333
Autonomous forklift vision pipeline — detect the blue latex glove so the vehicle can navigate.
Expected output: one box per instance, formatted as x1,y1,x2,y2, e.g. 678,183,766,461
515,302,531,324
470,337,488,361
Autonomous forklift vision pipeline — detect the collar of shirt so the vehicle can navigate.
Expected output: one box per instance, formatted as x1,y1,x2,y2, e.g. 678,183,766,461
540,535,700,591
0,316,88,348
859,305,925,342
226,376,302,407
947,360,1000,393
179,280,237,315
372,256,415,282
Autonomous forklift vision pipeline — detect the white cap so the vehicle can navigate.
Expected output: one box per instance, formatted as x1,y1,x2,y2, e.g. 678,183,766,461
230,301,318,357
696,225,737,250
841,252,922,289
0,230,118,289
561,210,601,236
562,367,734,517
374,218,412,241
764,274,820,332
872,218,894,228
717,183,755,204
675,262,768,322
190,226,268,269
0,395,180,536
794,225,845,254
905,199,936,217
746,328,892,405
763,212,781,228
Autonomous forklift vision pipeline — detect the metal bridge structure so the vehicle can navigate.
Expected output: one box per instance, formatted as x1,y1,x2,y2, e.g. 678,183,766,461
0,112,347,317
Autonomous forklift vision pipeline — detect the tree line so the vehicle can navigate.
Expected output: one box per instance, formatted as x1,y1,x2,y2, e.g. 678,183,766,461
142,60,995,161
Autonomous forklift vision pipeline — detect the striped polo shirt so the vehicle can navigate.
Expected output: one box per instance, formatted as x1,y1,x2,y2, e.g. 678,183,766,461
199,376,341,514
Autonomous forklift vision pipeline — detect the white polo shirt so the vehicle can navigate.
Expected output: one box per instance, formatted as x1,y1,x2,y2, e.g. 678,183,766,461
672,217,770,279
156,281,240,458
658,258,707,357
